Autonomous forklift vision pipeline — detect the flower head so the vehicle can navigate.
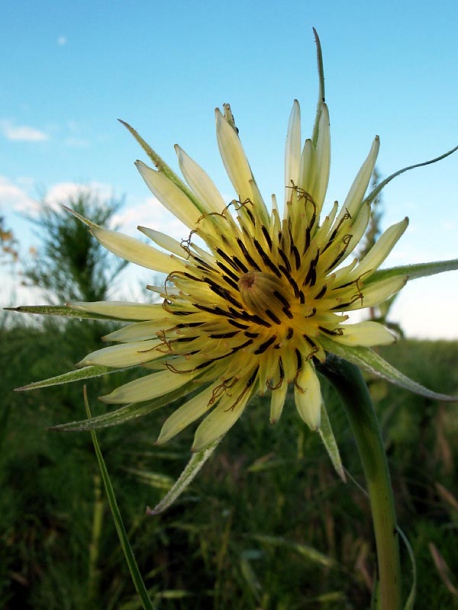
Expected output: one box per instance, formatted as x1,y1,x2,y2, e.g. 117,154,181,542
66,37,416,453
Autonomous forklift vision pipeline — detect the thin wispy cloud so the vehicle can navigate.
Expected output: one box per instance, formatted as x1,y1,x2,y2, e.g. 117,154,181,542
1,120,49,142
0,176,36,211
57,35,67,46
39,181,119,213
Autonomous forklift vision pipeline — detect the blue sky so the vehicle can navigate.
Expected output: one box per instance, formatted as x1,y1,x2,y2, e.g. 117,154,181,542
1,0,457,338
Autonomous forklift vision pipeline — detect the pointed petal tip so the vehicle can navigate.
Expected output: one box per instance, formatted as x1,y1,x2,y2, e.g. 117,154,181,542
190,441,202,453
192,433,224,453
61,206,95,229
372,136,380,154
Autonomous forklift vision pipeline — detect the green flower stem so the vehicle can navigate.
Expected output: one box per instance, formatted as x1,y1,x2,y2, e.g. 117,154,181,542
320,355,402,610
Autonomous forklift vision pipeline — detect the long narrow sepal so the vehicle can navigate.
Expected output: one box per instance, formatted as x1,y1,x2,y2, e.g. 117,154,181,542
320,336,457,402
364,145,458,207
119,119,202,209
312,27,326,146
4,305,122,321
318,401,346,481
50,380,198,432
147,438,221,515
366,258,458,286
16,365,118,391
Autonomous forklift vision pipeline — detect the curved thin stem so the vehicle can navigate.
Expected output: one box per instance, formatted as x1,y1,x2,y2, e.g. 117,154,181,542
319,355,402,610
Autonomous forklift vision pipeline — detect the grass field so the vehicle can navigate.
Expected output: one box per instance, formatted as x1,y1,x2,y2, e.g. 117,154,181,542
1,314,458,609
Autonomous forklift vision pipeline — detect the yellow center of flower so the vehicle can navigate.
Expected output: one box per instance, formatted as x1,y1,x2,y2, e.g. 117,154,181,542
237,271,294,324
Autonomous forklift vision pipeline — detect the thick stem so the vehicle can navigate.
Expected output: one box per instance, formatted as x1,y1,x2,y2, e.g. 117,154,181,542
319,355,402,610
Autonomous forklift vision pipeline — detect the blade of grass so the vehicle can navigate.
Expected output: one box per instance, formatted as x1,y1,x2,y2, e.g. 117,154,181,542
398,527,417,610
83,387,156,610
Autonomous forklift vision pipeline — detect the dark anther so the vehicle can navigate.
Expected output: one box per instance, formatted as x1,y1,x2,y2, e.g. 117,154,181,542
254,335,277,355
265,309,282,325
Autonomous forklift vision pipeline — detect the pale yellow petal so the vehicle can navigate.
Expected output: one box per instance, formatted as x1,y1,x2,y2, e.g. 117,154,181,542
345,276,407,311
336,136,380,223
175,145,227,214
269,381,288,424
284,99,301,201
294,363,322,430
78,339,163,368
333,321,396,346
354,218,409,278
136,160,202,229
100,370,194,404
215,107,253,202
298,138,314,197
312,103,331,212
91,226,184,273
191,380,255,451
156,383,218,444
103,320,170,343
138,226,186,257
342,201,371,259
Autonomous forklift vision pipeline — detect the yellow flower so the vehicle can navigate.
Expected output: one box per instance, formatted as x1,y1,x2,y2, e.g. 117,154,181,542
69,48,412,453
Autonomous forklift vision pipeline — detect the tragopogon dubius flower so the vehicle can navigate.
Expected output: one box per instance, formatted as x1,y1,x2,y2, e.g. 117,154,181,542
68,40,413,452
19,32,457,459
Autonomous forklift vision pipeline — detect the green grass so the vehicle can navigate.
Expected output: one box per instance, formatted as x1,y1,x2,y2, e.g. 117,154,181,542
1,317,458,609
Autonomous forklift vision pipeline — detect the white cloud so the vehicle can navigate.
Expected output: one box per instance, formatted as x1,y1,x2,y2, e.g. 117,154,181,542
1,120,49,142
57,35,67,46
0,178,122,219
43,181,116,207
0,176,35,211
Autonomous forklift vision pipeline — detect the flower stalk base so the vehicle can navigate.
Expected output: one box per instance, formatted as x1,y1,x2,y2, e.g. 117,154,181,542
319,355,402,610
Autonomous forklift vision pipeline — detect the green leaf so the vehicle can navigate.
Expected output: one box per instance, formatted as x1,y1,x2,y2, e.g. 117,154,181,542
50,380,199,432
16,365,120,391
366,258,458,286
398,527,417,610
318,401,346,481
84,391,156,610
251,534,336,568
148,438,221,515
6,304,127,321
320,336,457,402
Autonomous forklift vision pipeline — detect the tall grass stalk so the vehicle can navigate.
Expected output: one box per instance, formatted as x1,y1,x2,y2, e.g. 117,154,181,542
88,473,104,605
